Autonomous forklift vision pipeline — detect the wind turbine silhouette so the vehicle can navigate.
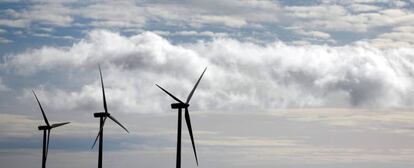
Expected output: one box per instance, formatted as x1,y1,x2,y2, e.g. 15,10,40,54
91,65,129,168
156,67,207,168
33,90,70,168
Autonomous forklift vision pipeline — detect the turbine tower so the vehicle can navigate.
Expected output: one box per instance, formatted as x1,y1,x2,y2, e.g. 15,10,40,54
156,67,207,168
91,65,129,168
33,90,70,168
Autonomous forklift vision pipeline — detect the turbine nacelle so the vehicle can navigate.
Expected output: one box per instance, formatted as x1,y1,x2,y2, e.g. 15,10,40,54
171,103,189,109
38,125,50,130
93,112,110,118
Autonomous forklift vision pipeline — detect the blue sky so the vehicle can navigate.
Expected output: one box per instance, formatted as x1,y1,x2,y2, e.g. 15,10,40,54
1,0,414,168
1,0,413,52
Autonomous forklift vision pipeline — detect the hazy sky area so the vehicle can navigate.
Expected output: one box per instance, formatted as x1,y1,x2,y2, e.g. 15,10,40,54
1,0,414,168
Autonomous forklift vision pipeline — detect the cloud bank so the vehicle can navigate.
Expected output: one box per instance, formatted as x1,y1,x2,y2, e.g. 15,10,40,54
3,30,414,114
2,1,414,48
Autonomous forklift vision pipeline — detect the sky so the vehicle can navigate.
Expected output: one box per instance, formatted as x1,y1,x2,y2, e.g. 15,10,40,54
1,0,414,168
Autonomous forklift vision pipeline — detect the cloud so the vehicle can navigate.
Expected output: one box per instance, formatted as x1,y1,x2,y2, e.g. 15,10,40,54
0,19,25,28
368,26,414,48
78,1,146,28
0,78,9,91
144,0,281,28
0,3,73,28
1,0,413,47
30,32,75,40
284,1,414,33
2,30,414,115
0,0,281,29
289,28,335,44
294,30,331,39
0,37,12,43
155,30,228,38
3,110,414,168
348,3,382,12
271,108,414,135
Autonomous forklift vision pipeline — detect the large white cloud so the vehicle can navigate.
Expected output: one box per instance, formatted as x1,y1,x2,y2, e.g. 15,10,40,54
3,30,414,114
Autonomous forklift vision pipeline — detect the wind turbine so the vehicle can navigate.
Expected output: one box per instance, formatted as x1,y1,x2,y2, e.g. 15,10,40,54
156,67,207,168
33,90,70,168
91,65,129,168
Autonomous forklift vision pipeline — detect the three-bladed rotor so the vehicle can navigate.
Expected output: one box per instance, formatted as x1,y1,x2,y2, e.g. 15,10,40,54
33,90,70,167
33,90,70,129
156,67,207,166
91,64,129,149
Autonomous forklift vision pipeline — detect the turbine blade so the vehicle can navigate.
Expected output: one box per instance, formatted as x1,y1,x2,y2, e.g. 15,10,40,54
91,132,100,149
51,122,70,128
32,90,50,127
186,67,207,104
45,129,51,163
99,64,108,113
155,84,184,103
108,115,129,133
184,108,198,165
91,117,107,149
